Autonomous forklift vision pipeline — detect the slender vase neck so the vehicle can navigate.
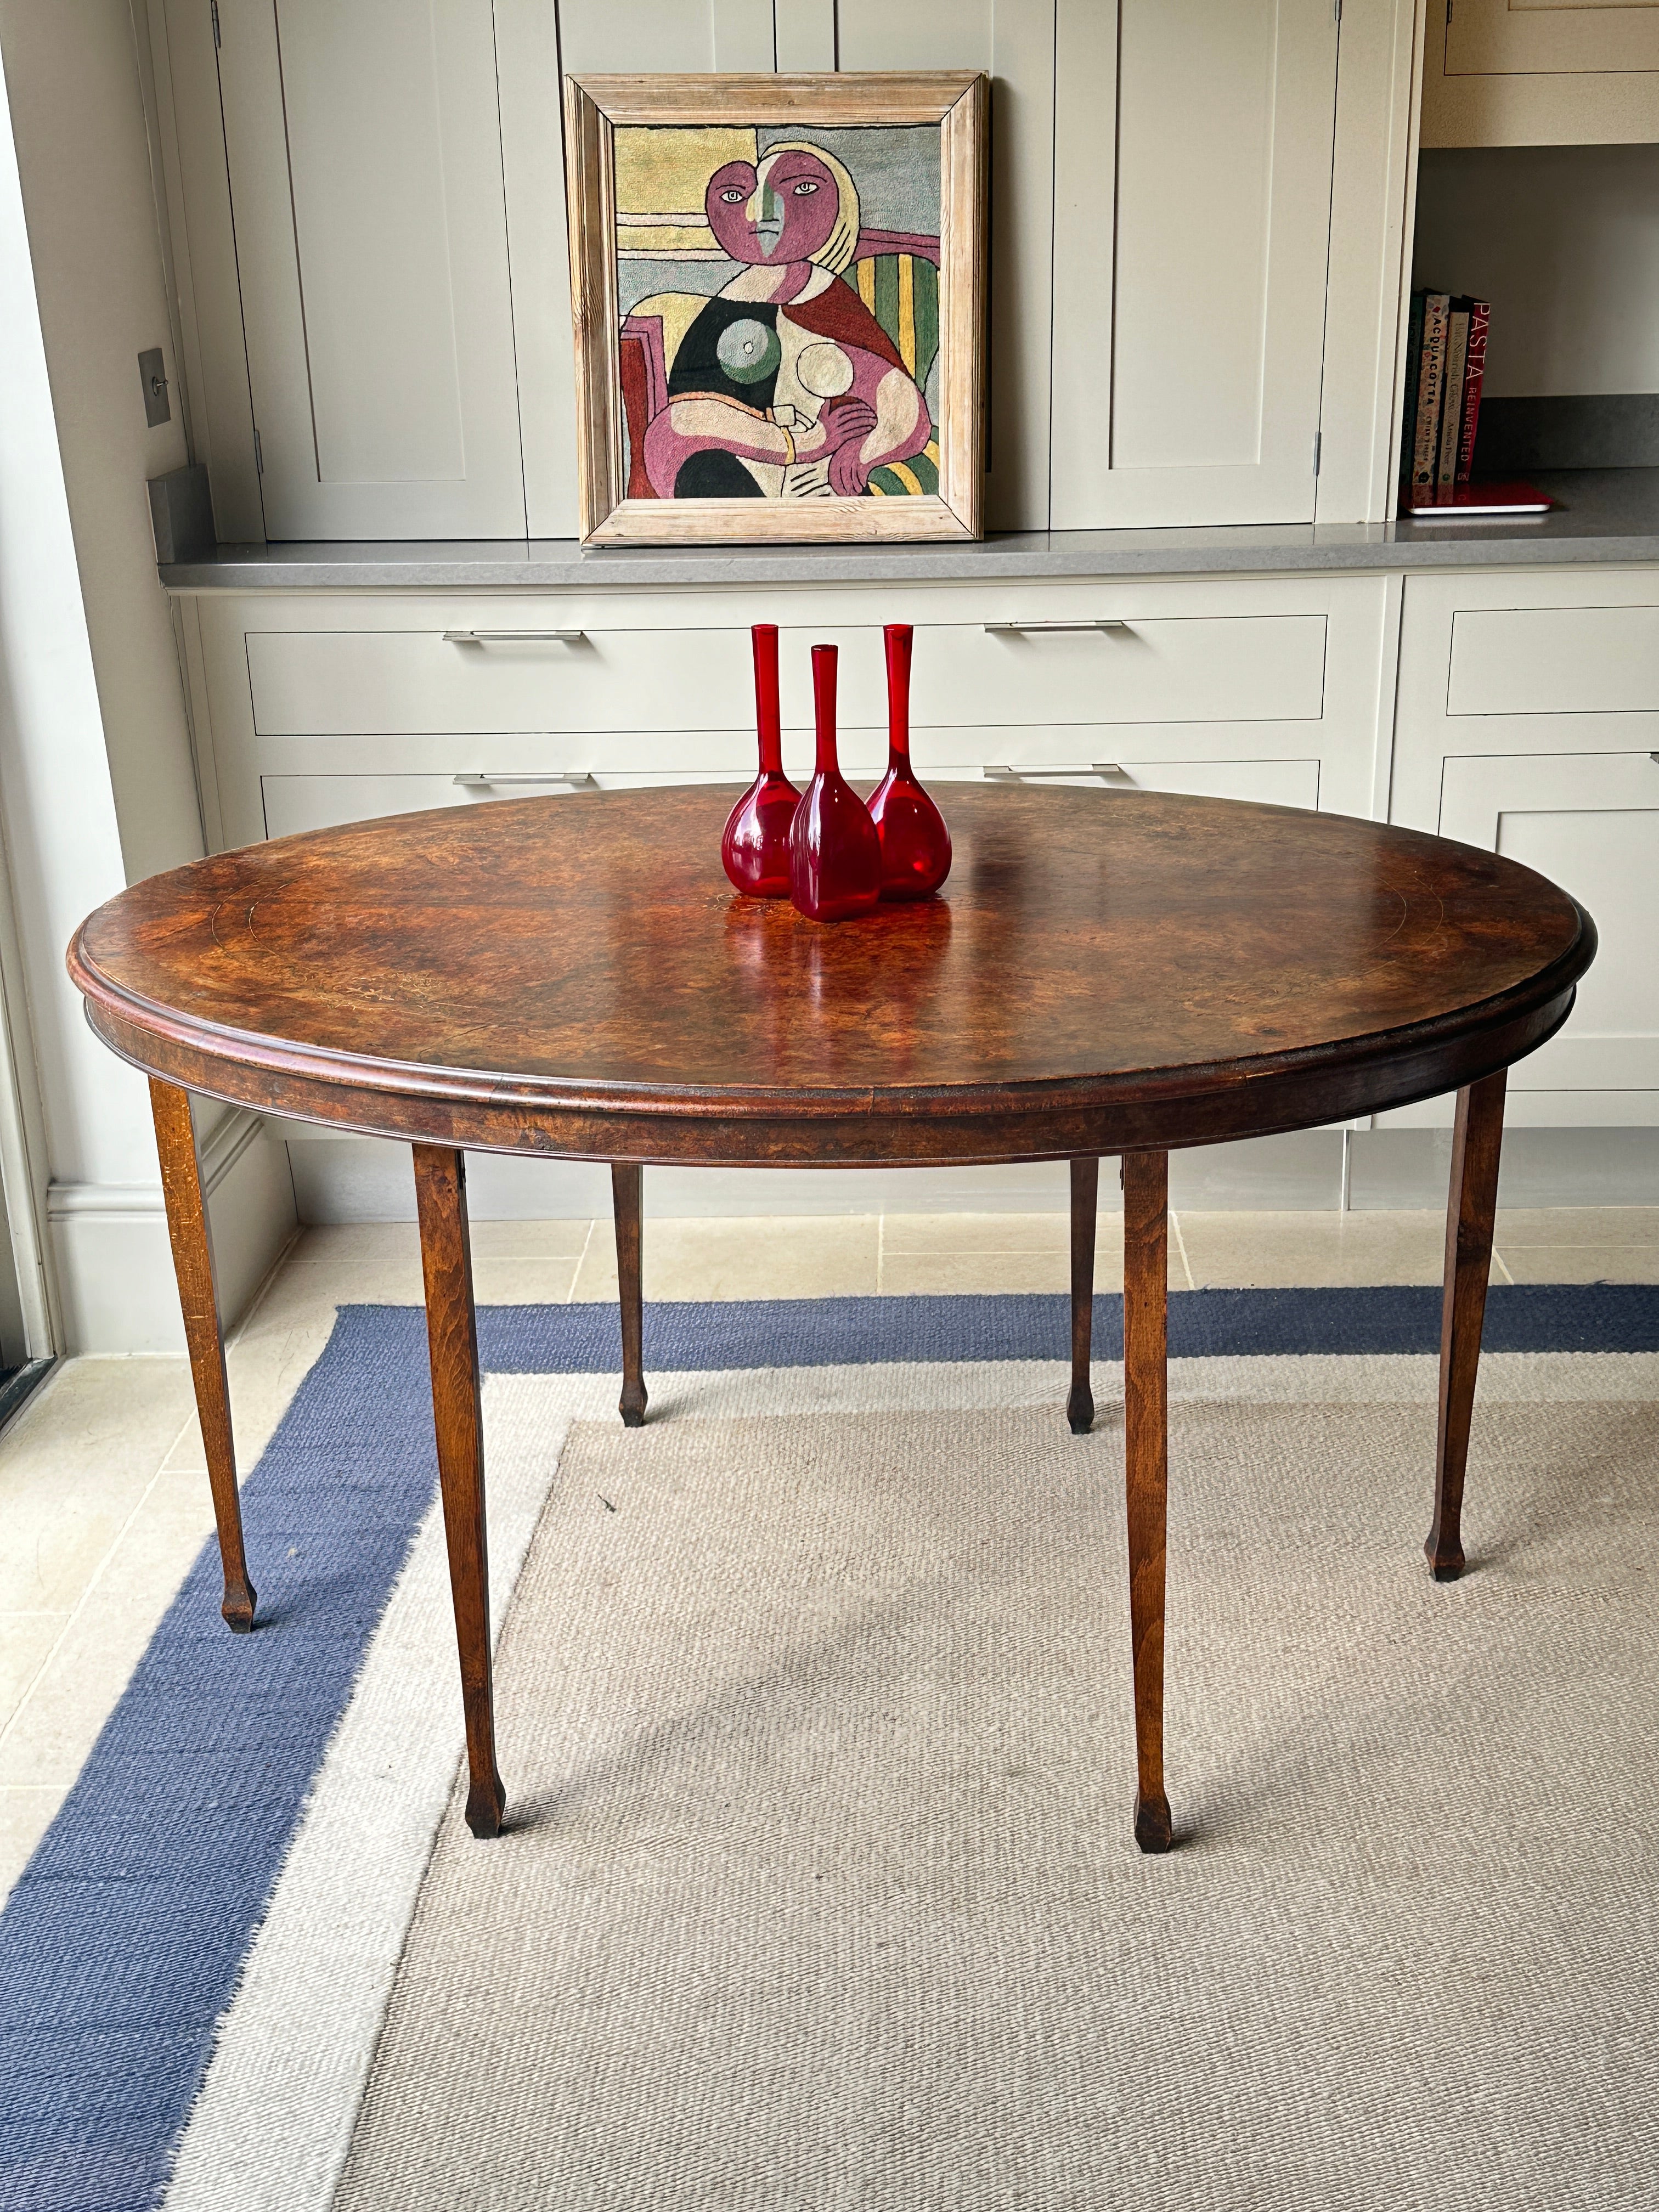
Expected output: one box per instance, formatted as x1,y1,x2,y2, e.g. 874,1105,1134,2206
884,624,913,770
811,644,839,775
753,624,783,775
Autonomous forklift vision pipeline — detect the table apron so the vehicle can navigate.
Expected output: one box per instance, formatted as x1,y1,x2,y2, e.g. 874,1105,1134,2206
88,989,1575,1168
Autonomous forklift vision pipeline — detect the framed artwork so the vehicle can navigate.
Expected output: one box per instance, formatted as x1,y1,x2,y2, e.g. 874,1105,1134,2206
563,73,987,545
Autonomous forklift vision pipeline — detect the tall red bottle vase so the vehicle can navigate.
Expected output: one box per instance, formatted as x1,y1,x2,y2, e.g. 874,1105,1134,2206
720,623,799,897
788,644,882,923
867,624,951,900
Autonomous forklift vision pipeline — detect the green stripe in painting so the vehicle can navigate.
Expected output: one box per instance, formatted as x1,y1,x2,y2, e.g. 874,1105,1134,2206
913,259,940,392
873,256,900,356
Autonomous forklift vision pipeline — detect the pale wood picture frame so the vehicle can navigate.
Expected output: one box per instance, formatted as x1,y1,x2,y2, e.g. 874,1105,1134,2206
563,72,987,545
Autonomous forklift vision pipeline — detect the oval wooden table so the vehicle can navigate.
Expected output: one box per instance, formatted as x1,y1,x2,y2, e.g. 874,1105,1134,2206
68,785,1595,1852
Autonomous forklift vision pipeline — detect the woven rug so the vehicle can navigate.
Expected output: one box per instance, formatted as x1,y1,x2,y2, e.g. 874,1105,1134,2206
3,1288,1658,2211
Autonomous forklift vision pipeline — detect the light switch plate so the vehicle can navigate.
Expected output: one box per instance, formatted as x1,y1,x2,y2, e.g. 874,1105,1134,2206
138,347,171,428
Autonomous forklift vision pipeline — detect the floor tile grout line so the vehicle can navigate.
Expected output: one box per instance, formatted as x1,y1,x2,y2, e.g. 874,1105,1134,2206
1169,1210,1196,1292
566,1216,599,1304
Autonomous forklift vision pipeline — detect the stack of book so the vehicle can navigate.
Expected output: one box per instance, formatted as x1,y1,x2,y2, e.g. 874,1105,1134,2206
1402,291,1489,503
1399,291,1549,517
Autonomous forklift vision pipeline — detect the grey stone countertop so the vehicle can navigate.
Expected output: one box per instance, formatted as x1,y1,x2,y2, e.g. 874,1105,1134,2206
157,470,1659,591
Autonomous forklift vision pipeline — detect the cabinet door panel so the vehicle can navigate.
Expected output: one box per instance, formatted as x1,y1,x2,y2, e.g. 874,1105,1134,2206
556,0,737,73
836,0,1056,532
1051,0,1337,528
1440,751,1659,1095
1447,0,1659,76
1449,605,1659,718
217,0,525,539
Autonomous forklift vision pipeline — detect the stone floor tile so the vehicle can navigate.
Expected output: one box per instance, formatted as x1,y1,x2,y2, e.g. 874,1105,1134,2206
1176,1209,1447,1289
571,1215,881,1303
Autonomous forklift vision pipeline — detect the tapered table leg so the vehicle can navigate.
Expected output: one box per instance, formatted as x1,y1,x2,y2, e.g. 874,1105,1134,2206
612,1162,648,1427
1426,1070,1506,1583
1122,1149,1173,1854
413,1144,505,1839
150,1080,256,1632
1068,1156,1100,1434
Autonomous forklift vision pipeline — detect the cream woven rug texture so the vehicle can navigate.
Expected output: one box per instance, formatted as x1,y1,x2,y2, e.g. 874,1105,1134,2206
331,1384,1659,2211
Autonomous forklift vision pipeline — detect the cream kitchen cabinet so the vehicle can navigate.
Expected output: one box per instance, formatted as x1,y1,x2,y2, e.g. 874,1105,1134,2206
145,0,1377,543
184,574,1395,852
162,0,572,540
1421,0,1659,146
1387,568,1659,1127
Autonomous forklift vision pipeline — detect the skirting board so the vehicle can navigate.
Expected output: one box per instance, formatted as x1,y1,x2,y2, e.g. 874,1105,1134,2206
280,1125,1659,1225
281,1131,1352,1223
46,1109,297,1353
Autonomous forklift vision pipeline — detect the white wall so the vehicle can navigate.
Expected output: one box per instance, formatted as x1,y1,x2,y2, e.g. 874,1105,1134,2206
1413,144,1659,396
0,5,294,1351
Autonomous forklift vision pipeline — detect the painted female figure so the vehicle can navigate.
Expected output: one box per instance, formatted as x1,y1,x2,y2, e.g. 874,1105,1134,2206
635,142,933,501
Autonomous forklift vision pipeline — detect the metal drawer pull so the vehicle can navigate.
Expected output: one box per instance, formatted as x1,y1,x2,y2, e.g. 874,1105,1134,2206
983,619,1128,634
453,771,597,789
985,763,1127,781
442,629,586,644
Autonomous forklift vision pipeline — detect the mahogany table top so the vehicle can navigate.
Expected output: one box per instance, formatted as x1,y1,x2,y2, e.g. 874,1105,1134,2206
68,785,1595,1167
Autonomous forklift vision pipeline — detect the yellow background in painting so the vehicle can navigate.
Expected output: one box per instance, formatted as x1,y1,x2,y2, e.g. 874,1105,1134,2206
616,125,758,222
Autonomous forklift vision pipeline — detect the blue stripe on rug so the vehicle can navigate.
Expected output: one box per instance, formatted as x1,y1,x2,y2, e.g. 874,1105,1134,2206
466,1280,1659,1370
2,1277,1655,2211
0,1316,441,2212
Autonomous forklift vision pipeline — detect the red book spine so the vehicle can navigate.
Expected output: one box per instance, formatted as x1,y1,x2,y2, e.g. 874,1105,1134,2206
1456,302,1489,484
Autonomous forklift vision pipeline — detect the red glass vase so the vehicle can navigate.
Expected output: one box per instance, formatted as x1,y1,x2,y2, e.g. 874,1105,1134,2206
721,623,799,897
789,644,881,923
867,624,951,900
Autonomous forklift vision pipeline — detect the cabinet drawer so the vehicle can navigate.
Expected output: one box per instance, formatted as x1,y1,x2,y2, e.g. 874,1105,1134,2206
958,759,1320,809
247,613,1328,739
1440,750,1659,1094
261,754,1319,842
1448,605,1659,719
259,769,740,839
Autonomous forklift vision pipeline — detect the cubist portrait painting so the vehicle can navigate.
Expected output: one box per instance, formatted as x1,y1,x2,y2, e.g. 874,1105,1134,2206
614,123,943,504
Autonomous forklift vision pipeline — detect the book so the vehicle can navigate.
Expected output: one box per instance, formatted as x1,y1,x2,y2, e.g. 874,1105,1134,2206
1398,291,1425,489
1455,300,1490,483
1437,303,1470,488
1401,478,1552,517
1411,292,1451,489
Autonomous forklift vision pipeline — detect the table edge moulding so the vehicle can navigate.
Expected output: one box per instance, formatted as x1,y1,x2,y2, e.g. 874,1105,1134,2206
66,784,1596,1853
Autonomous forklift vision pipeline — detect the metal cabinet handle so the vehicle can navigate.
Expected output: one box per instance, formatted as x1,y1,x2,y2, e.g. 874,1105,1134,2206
983,619,1128,634
984,763,1127,781
443,629,586,644
453,771,597,789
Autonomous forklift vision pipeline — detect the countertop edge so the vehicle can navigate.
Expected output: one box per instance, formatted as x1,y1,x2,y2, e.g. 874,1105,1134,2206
156,472,1659,592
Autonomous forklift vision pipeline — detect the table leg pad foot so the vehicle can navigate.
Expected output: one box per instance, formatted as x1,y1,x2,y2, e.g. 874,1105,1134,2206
1065,1385,1094,1436
619,1397,647,1429
1425,1538,1465,1582
221,1581,256,1633
1133,1790,1173,1854
465,1776,506,1838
